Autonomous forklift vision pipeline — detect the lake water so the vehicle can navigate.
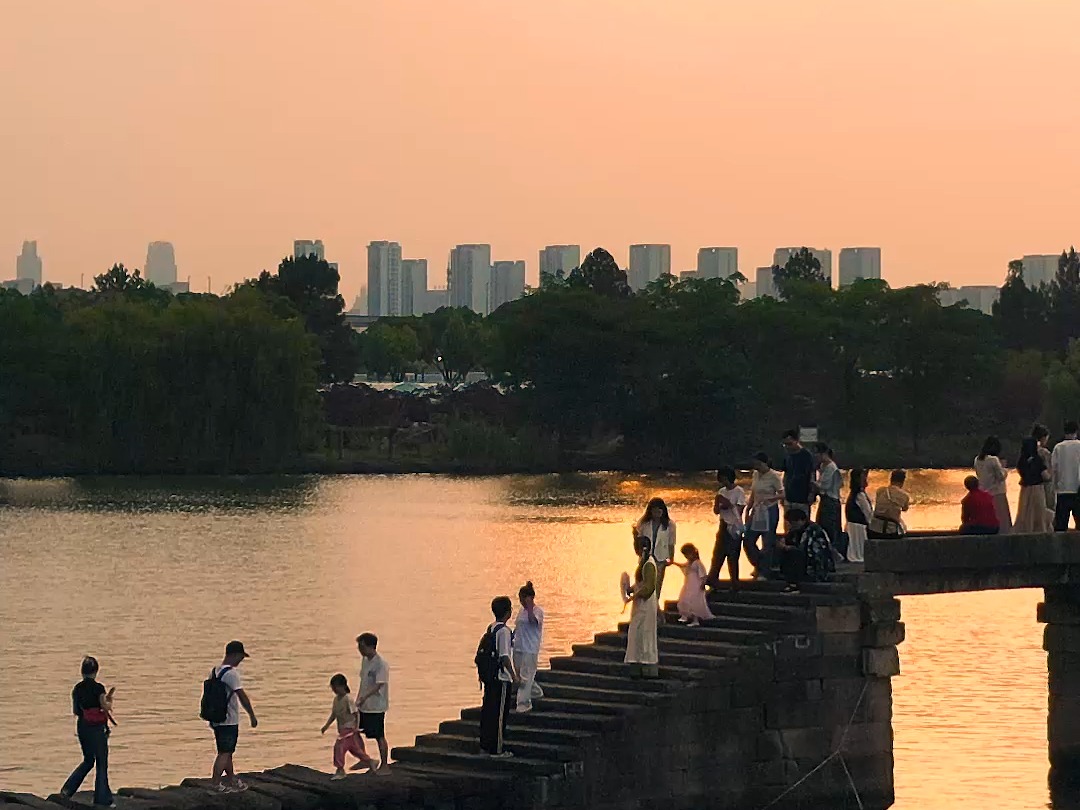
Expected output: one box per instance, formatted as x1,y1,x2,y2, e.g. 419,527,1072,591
0,470,1052,808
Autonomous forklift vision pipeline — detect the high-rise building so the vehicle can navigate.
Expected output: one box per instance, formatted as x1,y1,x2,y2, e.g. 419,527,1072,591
293,239,325,261
756,266,778,299
448,244,492,314
773,247,833,286
401,258,428,316
538,245,581,279
367,241,403,317
838,247,882,287
15,240,42,286
145,241,178,287
351,286,368,315
417,287,449,315
491,260,527,310
939,285,999,315
628,244,671,290
696,247,738,279
1021,254,1060,288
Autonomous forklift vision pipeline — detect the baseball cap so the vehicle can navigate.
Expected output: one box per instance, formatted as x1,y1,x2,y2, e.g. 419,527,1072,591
225,640,250,658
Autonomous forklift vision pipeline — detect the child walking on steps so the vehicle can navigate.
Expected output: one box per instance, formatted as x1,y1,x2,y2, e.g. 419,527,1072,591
675,543,713,626
321,674,373,779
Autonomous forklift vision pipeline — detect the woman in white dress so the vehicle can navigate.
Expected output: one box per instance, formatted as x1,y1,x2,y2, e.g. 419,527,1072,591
844,468,873,563
975,436,1012,534
634,498,675,614
623,534,659,679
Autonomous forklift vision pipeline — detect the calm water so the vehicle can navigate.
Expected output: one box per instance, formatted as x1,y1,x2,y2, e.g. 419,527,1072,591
0,470,1050,808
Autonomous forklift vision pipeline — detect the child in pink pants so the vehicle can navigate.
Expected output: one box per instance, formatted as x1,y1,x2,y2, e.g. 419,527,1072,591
320,674,373,779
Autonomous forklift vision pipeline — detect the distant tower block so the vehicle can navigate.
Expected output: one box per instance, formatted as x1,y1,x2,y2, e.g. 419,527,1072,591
145,242,178,287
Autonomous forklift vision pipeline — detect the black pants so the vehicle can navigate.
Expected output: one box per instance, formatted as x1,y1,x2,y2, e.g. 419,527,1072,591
779,546,808,586
62,724,112,806
961,525,999,535
1055,494,1080,531
708,527,743,587
479,681,511,754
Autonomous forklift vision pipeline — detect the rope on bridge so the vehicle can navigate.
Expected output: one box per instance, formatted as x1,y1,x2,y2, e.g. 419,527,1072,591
759,680,868,810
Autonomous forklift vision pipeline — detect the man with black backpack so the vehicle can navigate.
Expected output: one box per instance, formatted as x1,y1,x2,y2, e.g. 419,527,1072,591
476,596,520,758
201,640,257,793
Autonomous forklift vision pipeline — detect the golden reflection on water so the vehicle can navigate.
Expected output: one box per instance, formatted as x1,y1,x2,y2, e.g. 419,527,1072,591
0,471,1052,808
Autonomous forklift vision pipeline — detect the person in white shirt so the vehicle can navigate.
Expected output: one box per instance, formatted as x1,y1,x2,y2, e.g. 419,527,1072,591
708,466,747,589
744,453,785,579
356,633,390,773
1051,420,1080,530
633,498,676,612
813,444,844,554
480,597,518,757
512,582,544,713
209,641,257,794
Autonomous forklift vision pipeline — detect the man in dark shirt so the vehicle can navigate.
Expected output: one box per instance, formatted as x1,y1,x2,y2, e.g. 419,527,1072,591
781,430,815,514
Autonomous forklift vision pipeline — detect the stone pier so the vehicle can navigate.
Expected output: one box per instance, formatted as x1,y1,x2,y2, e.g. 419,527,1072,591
5,531,1080,809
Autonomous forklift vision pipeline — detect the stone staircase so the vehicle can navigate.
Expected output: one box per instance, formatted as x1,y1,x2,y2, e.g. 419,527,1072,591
389,581,862,808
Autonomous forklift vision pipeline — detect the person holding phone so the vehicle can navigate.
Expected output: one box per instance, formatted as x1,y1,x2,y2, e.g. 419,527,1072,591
61,656,115,807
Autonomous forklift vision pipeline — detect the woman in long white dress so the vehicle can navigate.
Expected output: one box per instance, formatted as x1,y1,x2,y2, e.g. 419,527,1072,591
844,468,873,563
634,498,675,614
624,535,659,679
975,436,1012,534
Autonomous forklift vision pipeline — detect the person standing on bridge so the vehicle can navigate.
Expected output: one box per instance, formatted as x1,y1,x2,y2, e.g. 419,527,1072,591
1034,424,1055,517
745,453,784,579
513,581,544,713
781,430,815,519
844,468,873,562
624,534,660,679
635,498,675,616
975,436,1012,534
356,633,391,773
813,444,843,554
1051,420,1080,531
1015,436,1053,533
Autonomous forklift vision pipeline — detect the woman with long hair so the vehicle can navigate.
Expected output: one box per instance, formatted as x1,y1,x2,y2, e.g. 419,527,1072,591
623,534,659,679
634,497,675,610
1033,424,1055,518
845,468,873,563
975,436,1012,534
1015,436,1053,533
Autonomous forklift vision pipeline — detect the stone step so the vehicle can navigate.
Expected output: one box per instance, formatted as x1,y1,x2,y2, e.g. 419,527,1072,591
573,642,738,671
118,787,235,810
537,682,672,706
392,745,566,776
549,654,707,681
388,761,514,790
617,621,771,645
438,719,596,748
461,706,623,732
535,668,682,693
591,632,753,659
1,795,71,810
533,695,642,715
676,600,808,623
707,590,851,607
660,611,790,632
415,733,581,762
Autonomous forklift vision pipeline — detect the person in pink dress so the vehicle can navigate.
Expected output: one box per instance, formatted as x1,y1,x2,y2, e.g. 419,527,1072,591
674,543,712,626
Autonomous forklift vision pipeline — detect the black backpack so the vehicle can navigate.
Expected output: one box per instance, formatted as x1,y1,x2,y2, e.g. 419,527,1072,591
199,666,233,723
474,623,507,686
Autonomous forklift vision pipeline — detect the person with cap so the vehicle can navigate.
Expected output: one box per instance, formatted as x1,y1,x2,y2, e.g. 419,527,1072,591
209,640,257,793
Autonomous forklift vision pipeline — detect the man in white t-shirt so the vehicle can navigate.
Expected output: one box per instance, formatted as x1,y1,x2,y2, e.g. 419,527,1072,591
209,640,257,793
356,633,390,773
1052,420,1080,531
708,466,748,589
480,596,519,758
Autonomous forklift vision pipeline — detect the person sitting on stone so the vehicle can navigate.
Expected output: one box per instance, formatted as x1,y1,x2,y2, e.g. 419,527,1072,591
776,508,835,591
960,475,1000,535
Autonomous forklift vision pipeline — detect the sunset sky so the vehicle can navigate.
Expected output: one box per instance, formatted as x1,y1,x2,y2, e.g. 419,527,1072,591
2,0,1078,300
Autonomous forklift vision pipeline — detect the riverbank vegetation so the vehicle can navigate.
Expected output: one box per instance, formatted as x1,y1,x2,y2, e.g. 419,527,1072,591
3,247,1079,475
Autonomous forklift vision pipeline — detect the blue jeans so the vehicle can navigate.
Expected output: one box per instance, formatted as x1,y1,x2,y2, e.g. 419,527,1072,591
62,723,112,806
745,505,780,578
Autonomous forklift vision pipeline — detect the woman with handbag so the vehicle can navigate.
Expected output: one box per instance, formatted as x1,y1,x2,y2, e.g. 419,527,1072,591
61,657,116,807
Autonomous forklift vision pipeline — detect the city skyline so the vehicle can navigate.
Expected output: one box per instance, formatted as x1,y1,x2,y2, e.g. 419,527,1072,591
2,2,1077,302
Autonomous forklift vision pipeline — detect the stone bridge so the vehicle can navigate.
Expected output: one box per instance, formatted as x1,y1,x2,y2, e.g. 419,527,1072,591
3,532,1078,810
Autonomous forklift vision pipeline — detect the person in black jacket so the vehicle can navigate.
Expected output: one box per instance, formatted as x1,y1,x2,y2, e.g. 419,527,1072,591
61,657,115,807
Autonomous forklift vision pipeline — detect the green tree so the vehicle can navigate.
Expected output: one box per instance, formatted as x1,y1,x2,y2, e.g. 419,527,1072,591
358,322,421,381
994,259,1052,352
772,248,827,299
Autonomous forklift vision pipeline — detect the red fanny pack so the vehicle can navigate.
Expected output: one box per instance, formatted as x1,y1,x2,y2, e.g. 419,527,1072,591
82,708,108,725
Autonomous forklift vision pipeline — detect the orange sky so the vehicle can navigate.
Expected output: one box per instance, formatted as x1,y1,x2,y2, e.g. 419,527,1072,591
2,0,1078,300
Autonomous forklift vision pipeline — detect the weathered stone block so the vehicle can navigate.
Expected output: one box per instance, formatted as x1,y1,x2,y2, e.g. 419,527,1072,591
1038,601,1080,625
1045,625,1080,653
748,760,788,786
815,605,862,633
774,655,862,681
862,621,906,648
834,721,893,755
862,647,900,677
765,699,826,729
732,681,766,708
821,633,862,656
770,633,822,659
755,730,784,761
861,597,902,624
1046,585,1080,605
779,728,830,759
1048,662,1080,696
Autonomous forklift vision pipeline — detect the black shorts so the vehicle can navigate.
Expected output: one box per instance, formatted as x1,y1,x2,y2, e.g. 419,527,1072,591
213,724,239,754
360,712,385,740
